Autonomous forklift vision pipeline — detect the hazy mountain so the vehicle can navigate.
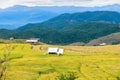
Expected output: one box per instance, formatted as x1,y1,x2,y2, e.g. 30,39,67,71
0,24,16,29
0,5,58,29
0,4,120,29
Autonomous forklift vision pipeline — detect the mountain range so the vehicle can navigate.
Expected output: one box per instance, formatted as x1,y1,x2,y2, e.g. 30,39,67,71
0,11,120,45
0,4,120,29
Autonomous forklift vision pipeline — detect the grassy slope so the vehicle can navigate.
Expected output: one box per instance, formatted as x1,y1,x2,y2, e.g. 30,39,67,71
0,44,120,80
87,32,120,45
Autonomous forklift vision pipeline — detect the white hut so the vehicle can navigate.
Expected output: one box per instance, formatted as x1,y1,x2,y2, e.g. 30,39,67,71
26,38,40,44
47,47,64,55
99,43,106,46
10,37,14,40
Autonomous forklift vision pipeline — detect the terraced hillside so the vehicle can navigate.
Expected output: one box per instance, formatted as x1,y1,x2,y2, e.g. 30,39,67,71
0,44,120,80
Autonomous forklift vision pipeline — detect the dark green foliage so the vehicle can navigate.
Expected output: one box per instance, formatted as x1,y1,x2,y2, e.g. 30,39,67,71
31,46,33,49
56,72,77,80
0,22,120,45
14,22,120,44
117,76,120,80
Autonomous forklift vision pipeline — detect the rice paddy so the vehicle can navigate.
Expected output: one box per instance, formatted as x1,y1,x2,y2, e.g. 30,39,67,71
0,44,120,80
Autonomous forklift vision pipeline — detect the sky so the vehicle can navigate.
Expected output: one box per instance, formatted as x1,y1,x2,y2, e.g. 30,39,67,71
0,0,120,8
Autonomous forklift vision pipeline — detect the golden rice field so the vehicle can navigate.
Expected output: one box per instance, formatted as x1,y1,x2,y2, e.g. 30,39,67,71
0,44,120,80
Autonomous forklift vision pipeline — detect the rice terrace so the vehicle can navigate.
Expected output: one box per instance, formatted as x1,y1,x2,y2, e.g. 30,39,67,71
0,43,120,80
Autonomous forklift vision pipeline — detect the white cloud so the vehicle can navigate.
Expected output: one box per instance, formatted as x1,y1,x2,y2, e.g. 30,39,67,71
0,0,120,8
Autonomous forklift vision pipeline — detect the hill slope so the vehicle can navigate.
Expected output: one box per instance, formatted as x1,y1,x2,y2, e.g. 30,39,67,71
0,29,13,38
87,32,120,45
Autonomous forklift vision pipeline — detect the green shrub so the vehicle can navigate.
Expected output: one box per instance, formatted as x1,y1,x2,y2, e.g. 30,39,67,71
117,76,120,80
56,72,77,80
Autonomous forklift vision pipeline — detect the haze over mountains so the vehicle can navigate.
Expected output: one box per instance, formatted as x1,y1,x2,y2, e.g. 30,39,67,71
0,4,120,29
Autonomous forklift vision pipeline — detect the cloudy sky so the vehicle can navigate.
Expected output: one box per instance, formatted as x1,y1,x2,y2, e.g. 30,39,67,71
0,0,120,8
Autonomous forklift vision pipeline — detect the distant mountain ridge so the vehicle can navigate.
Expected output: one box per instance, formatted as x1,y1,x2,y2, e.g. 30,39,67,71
0,4,120,29
17,11,120,31
0,24,15,29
